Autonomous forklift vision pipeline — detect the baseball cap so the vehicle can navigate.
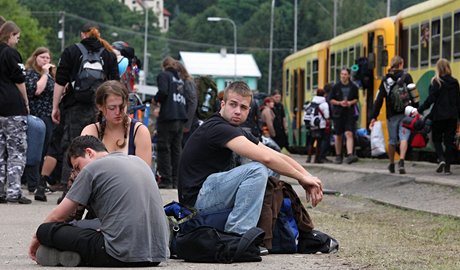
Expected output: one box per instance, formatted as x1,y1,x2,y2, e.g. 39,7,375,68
81,22,99,33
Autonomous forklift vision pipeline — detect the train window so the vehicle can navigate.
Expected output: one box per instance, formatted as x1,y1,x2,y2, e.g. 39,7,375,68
454,11,460,59
356,44,361,58
306,61,311,91
442,14,452,60
349,47,355,66
312,60,319,89
330,53,336,82
377,35,384,77
431,19,441,65
336,52,342,81
285,69,290,97
343,49,348,68
420,22,429,67
401,28,409,66
410,25,419,69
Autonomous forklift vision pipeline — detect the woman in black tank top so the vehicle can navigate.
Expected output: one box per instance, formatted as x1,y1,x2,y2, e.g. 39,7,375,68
80,80,152,166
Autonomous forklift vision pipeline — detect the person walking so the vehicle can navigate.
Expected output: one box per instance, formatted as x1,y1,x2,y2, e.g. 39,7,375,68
51,22,119,201
0,21,31,204
370,56,416,174
22,47,55,201
330,67,359,164
154,57,187,189
416,58,460,175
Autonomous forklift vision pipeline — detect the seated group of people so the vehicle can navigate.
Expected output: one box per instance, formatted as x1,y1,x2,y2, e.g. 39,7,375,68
28,81,323,267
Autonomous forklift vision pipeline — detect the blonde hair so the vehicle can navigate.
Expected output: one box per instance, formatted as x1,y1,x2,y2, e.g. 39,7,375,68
25,47,55,78
432,58,452,86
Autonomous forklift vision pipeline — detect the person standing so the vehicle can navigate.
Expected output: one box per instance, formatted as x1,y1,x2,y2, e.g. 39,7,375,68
260,97,276,139
155,57,187,189
330,67,359,164
0,21,31,204
28,135,169,267
416,58,460,175
22,47,55,201
305,88,330,163
176,61,198,146
271,90,289,151
51,22,119,200
370,56,416,174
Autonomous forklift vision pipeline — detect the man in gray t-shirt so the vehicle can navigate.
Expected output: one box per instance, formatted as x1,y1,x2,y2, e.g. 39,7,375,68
29,136,169,267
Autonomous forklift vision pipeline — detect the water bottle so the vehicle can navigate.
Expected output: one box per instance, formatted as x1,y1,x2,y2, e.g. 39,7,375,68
201,88,212,112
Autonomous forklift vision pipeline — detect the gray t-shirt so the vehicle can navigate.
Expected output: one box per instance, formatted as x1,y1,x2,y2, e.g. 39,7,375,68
66,152,170,262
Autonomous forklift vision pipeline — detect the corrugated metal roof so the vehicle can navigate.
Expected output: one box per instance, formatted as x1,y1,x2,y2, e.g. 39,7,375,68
179,51,262,78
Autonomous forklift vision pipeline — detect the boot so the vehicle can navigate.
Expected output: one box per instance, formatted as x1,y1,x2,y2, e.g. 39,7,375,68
0,181,6,204
34,176,47,202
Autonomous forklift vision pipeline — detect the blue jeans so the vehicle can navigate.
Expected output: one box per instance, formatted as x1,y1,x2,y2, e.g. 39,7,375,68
194,162,273,234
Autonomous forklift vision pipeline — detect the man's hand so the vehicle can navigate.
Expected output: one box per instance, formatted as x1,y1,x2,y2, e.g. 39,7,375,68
300,175,323,207
28,234,40,262
52,107,60,124
369,118,376,129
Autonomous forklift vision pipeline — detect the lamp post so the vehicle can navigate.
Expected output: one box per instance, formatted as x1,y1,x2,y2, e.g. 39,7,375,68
268,0,275,94
207,17,237,81
136,0,149,85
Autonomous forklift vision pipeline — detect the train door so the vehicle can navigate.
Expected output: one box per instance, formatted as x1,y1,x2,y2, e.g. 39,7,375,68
366,32,375,126
291,68,304,146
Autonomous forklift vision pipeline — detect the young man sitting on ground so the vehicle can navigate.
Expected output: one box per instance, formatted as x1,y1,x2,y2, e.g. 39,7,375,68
28,135,169,267
178,81,323,235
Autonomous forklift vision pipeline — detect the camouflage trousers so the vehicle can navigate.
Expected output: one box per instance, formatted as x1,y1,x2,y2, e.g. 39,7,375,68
0,116,27,199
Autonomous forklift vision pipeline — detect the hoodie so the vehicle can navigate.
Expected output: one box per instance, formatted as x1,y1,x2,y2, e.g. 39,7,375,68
418,74,460,121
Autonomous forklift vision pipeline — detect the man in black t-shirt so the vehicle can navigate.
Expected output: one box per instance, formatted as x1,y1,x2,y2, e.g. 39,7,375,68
178,81,323,235
330,68,359,164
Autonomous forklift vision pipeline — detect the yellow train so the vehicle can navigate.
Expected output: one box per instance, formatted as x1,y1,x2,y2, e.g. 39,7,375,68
283,0,460,158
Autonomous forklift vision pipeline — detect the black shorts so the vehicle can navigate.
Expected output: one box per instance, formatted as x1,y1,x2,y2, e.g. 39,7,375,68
333,115,356,135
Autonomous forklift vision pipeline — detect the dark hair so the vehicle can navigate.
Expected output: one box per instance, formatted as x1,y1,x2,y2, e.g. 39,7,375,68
323,83,334,94
271,90,281,96
66,135,107,167
176,61,192,81
316,88,325,96
162,56,177,70
0,16,6,27
95,80,129,148
341,67,351,75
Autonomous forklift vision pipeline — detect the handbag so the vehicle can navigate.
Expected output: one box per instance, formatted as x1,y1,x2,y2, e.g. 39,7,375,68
176,226,265,263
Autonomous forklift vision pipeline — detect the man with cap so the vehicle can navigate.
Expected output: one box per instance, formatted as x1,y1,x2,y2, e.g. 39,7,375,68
39,22,119,203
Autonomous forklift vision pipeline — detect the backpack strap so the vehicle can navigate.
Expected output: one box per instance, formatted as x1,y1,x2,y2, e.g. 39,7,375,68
232,227,264,262
76,43,88,59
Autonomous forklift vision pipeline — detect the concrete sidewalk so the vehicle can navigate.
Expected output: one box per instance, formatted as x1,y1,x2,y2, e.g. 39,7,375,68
291,154,460,218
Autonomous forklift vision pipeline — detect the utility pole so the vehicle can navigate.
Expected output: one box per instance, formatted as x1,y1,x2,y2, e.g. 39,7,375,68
59,11,65,52
387,0,391,17
268,0,275,94
294,0,298,53
333,0,337,37
136,0,149,85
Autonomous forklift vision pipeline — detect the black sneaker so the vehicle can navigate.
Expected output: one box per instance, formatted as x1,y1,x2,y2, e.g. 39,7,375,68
334,156,343,164
0,195,6,204
345,154,358,164
444,164,452,175
436,161,446,173
388,163,395,173
36,245,81,267
34,187,47,202
398,160,406,174
7,195,32,204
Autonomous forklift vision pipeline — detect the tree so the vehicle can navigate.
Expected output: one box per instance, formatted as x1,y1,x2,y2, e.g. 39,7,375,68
0,0,48,60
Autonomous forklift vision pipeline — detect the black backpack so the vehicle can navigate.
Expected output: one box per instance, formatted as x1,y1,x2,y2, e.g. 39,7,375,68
73,43,106,103
176,226,264,263
384,73,411,113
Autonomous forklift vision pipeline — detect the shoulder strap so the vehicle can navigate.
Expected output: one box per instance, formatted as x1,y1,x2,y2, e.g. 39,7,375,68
232,227,264,262
94,123,102,140
76,43,88,59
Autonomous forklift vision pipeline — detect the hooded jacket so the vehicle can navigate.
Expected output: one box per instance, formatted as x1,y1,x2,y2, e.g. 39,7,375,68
56,37,119,107
155,68,187,122
418,74,460,121
0,42,27,116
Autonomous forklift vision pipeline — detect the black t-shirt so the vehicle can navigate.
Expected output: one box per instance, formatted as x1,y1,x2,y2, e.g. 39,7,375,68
330,81,359,117
0,43,27,116
178,113,259,207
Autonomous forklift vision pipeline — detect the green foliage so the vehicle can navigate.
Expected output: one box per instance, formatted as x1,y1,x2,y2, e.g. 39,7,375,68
0,0,48,60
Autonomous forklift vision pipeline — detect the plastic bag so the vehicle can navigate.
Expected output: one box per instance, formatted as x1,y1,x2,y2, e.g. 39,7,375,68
370,121,386,157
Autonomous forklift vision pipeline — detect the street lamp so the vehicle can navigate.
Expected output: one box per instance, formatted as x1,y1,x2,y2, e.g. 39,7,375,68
207,17,237,81
136,0,149,85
